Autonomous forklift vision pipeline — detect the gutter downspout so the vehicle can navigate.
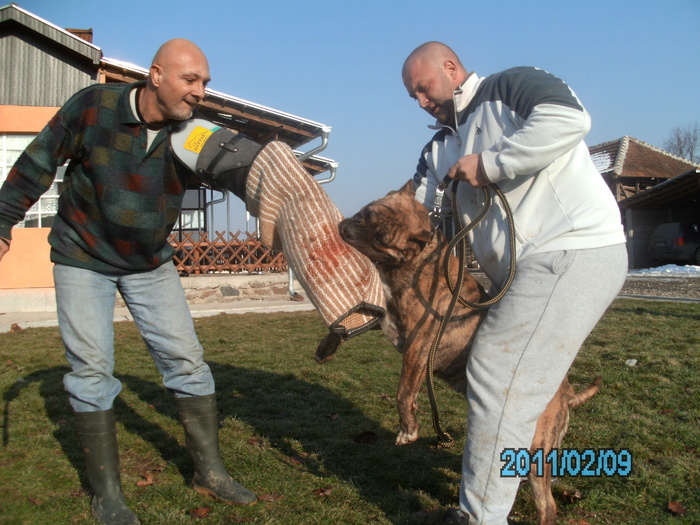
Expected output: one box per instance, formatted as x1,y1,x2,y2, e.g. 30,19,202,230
205,189,228,238
295,126,332,162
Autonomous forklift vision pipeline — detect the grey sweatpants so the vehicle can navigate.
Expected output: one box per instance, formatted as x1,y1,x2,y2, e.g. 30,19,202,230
460,243,628,524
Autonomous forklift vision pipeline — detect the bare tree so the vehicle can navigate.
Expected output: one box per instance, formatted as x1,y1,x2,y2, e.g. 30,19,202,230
663,122,700,162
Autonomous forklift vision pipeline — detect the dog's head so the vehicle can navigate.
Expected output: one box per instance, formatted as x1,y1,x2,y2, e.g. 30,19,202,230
339,180,435,267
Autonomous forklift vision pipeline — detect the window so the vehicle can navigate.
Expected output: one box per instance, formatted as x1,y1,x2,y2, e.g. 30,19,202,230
2,135,206,233
0,134,64,228
172,188,207,241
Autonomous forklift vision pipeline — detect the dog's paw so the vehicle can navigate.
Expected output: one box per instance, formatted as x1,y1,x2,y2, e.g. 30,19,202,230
395,429,419,445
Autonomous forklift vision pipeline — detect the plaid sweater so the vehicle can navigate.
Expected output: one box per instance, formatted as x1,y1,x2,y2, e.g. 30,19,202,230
0,81,193,274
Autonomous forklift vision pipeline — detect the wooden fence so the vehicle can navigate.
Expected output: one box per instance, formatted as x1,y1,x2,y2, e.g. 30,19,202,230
169,231,287,275
168,225,477,276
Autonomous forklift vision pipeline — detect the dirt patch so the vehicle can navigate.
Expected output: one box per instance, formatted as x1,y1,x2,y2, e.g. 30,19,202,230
619,276,699,299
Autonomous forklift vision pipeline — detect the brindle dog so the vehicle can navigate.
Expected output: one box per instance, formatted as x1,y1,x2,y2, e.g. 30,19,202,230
316,180,601,525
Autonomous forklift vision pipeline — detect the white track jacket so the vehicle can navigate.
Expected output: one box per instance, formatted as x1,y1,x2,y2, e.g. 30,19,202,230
413,67,626,287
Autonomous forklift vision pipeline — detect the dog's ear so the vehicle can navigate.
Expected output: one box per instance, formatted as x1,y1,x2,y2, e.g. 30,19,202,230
398,179,416,195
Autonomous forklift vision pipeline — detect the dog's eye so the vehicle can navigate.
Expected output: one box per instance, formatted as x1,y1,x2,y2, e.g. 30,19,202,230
373,232,389,247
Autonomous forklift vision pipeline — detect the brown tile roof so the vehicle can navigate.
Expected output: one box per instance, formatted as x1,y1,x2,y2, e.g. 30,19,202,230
589,136,699,179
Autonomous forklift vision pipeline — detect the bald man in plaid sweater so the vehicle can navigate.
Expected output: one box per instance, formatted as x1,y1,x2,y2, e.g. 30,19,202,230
0,39,257,524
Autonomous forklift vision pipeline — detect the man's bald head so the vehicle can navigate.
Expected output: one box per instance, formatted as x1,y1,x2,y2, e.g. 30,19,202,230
402,42,469,126
151,38,208,71
141,39,211,125
402,42,466,84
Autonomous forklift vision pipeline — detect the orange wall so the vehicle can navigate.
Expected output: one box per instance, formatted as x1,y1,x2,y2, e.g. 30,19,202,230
0,106,59,133
0,106,59,289
0,228,54,289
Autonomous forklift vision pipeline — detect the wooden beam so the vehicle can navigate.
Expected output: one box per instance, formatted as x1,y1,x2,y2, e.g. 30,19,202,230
198,99,316,139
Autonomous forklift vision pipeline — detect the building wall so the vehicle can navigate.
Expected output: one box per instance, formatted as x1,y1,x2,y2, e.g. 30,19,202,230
0,105,58,132
0,24,98,106
624,209,671,269
0,12,95,292
0,227,53,289
0,102,59,289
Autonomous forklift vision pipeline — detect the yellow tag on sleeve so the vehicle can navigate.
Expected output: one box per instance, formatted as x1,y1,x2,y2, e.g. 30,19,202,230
184,126,217,154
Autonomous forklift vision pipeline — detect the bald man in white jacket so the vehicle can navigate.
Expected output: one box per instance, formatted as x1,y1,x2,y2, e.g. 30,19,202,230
403,42,627,525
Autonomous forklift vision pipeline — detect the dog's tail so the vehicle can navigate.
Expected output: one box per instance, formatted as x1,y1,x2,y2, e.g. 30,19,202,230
568,376,602,409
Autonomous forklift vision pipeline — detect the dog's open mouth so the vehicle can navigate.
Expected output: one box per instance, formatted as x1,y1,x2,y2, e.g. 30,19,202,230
339,220,389,265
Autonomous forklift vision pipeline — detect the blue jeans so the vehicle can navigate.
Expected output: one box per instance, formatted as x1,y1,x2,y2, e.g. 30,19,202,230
54,263,215,412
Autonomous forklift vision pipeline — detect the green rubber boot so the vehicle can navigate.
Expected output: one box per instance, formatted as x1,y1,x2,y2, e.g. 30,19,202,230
74,409,140,525
175,394,257,506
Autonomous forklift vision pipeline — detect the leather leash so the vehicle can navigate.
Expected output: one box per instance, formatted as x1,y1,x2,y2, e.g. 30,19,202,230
427,178,516,448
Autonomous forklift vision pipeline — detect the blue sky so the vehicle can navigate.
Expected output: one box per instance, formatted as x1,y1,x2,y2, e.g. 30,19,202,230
16,0,700,229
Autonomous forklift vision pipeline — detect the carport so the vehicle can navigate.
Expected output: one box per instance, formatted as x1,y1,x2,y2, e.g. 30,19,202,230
619,168,700,269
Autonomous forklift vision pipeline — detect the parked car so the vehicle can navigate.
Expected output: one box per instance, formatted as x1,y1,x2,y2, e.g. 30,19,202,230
648,222,700,265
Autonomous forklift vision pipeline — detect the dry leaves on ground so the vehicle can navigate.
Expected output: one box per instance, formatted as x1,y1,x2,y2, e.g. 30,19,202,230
562,489,584,504
135,473,154,487
189,506,211,518
313,487,333,497
667,501,687,516
258,493,283,502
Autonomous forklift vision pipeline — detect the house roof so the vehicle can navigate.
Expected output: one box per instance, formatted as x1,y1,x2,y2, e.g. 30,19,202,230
589,136,699,180
100,57,328,148
99,57,335,176
618,168,700,210
1,3,336,176
0,4,101,65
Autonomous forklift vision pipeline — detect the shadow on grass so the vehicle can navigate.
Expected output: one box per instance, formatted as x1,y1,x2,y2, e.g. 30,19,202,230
3,363,461,522
122,362,462,521
3,366,88,488
2,366,192,493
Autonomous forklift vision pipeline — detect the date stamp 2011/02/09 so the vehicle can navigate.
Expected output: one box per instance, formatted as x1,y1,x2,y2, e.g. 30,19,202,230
500,448,632,477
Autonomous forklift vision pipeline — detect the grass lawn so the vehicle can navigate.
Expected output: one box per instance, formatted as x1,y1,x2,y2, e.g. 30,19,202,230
0,298,698,524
